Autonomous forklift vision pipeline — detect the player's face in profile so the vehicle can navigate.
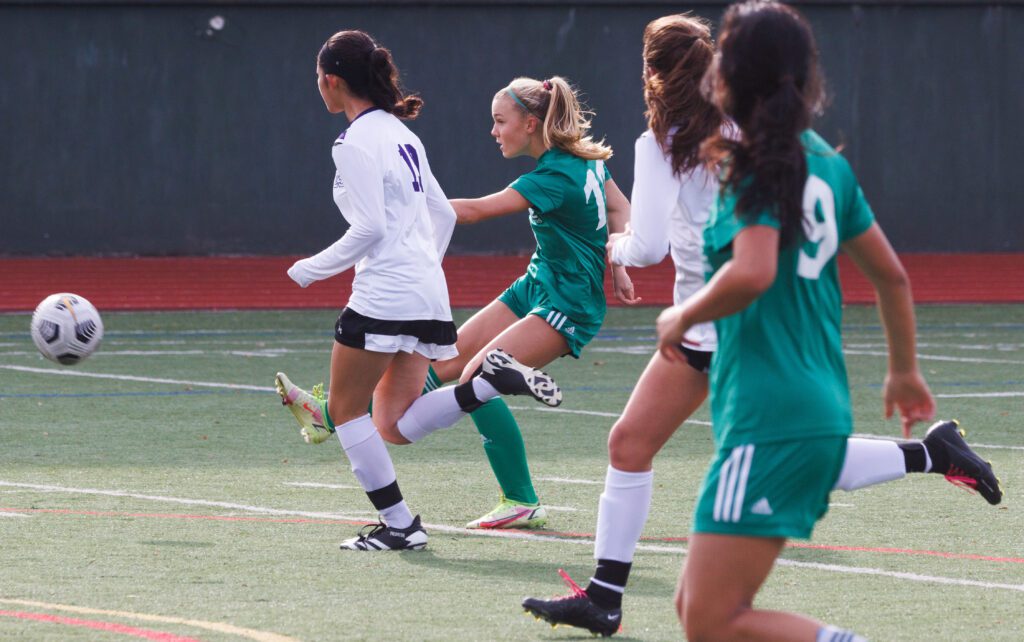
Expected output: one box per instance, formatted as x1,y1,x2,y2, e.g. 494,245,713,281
490,95,533,159
317,66,344,114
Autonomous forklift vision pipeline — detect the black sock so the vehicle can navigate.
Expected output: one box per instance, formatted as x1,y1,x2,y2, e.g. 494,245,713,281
585,559,631,610
898,442,927,473
366,480,403,511
923,438,950,474
899,441,950,474
453,380,484,413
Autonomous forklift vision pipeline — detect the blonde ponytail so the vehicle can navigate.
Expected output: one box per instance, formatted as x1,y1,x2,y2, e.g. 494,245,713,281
500,76,612,161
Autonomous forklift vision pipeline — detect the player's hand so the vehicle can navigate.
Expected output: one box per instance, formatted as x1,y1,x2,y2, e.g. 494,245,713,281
611,265,641,306
656,305,689,364
287,262,313,288
883,369,935,438
605,224,632,267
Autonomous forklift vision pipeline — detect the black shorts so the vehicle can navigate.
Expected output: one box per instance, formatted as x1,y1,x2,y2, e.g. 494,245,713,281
335,307,458,360
678,344,712,374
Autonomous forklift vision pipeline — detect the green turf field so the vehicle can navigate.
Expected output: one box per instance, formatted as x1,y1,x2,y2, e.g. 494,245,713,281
1,305,1021,641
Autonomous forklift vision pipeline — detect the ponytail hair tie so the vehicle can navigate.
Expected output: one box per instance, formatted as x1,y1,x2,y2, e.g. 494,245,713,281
542,80,553,91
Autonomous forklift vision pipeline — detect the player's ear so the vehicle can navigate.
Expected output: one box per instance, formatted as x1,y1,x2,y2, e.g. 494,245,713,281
525,114,539,134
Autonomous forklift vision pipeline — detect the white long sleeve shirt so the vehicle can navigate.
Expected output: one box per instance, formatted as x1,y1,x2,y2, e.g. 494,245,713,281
610,129,718,351
288,109,455,322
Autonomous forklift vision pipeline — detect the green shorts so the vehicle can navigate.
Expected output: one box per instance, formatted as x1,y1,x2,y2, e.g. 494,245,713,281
497,274,600,358
693,436,847,540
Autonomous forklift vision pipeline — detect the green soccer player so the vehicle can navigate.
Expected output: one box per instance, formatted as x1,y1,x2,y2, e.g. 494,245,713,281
435,75,639,528
652,3,1001,640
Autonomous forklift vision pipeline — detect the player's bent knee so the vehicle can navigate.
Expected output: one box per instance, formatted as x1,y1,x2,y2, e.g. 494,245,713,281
377,422,411,446
683,596,751,642
608,421,655,471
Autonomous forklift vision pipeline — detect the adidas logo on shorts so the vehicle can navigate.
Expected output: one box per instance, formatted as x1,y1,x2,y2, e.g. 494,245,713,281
751,497,773,516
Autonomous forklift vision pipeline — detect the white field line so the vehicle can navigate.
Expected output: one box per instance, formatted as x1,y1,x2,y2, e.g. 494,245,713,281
0,365,274,392
7,364,1022,436
844,349,1024,366
0,511,30,518
852,432,1024,451
536,476,602,485
848,342,1024,352
935,391,1024,398
543,505,580,512
3,480,1022,594
283,482,358,490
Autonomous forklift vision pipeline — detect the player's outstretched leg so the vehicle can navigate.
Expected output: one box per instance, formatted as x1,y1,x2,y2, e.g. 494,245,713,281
522,569,622,637
274,372,335,444
339,515,428,551
479,348,562,407
467,495,547,530
922,420,1003,505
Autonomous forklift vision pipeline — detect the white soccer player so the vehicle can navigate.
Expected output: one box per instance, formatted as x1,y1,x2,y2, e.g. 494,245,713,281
275,30,560,551
523,13,1000,635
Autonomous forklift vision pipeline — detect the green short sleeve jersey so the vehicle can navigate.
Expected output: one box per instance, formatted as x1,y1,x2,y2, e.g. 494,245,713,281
509,148,611,325
703,130,876,449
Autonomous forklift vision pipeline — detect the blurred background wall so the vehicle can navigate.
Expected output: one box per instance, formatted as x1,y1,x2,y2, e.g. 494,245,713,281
1,0,1020,255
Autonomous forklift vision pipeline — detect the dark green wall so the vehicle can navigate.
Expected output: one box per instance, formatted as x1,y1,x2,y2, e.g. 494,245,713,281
1,1,1021,254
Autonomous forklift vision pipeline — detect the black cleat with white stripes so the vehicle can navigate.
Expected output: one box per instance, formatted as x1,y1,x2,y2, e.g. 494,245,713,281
480,348,563,407
339,516,428,551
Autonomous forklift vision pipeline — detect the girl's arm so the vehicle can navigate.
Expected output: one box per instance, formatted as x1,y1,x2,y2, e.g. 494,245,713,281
655,225,778,361
450,188,532,225
603,178,641,305
842,223,934,436
288,144,386,287
608,135,672,268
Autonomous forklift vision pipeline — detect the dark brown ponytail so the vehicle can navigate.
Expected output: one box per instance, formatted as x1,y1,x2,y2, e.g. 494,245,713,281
642,14,722,176
318,30,422,120
701,1,824,248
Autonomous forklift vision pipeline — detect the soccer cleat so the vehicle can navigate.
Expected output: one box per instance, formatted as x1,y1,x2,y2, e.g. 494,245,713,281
466,496,548,529
923,419,1003,505
339,515,428,551
274,372,334,444
522,569,622,637
480,348,563,407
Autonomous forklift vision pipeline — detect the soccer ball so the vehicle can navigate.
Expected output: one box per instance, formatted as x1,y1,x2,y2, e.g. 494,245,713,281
30,293,104,365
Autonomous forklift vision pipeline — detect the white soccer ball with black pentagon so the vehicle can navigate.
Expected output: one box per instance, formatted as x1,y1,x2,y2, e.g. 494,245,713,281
30,293,104,365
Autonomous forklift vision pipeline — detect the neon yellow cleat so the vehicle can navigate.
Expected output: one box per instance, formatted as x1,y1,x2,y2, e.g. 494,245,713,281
466,496,548,529
274,372,334,445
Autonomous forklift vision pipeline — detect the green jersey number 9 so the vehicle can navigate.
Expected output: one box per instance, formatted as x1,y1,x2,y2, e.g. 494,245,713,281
797,175,839,280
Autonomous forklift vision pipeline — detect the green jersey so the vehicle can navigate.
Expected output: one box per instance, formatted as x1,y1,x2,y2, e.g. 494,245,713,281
510,148,611,325
703,130,876,449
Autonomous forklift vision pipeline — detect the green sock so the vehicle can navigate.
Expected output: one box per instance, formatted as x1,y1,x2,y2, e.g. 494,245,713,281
470,398,539,505
424,366,538,505
318,398,335,430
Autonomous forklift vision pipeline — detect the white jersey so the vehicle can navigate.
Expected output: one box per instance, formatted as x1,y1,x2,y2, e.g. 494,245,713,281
610,129,717,351
288,109,456,322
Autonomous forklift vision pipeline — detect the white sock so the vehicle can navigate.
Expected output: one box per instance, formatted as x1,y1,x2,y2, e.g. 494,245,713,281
396,379,500,443
379,501,414,530
336,415,414,529
594,466,654,563
833,438,906,491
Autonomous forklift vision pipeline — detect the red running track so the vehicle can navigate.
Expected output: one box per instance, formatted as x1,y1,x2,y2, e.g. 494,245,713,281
1,254,1022,312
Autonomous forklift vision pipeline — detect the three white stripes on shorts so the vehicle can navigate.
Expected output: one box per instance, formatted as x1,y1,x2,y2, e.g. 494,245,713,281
545,310,568,331
714,444,755,523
